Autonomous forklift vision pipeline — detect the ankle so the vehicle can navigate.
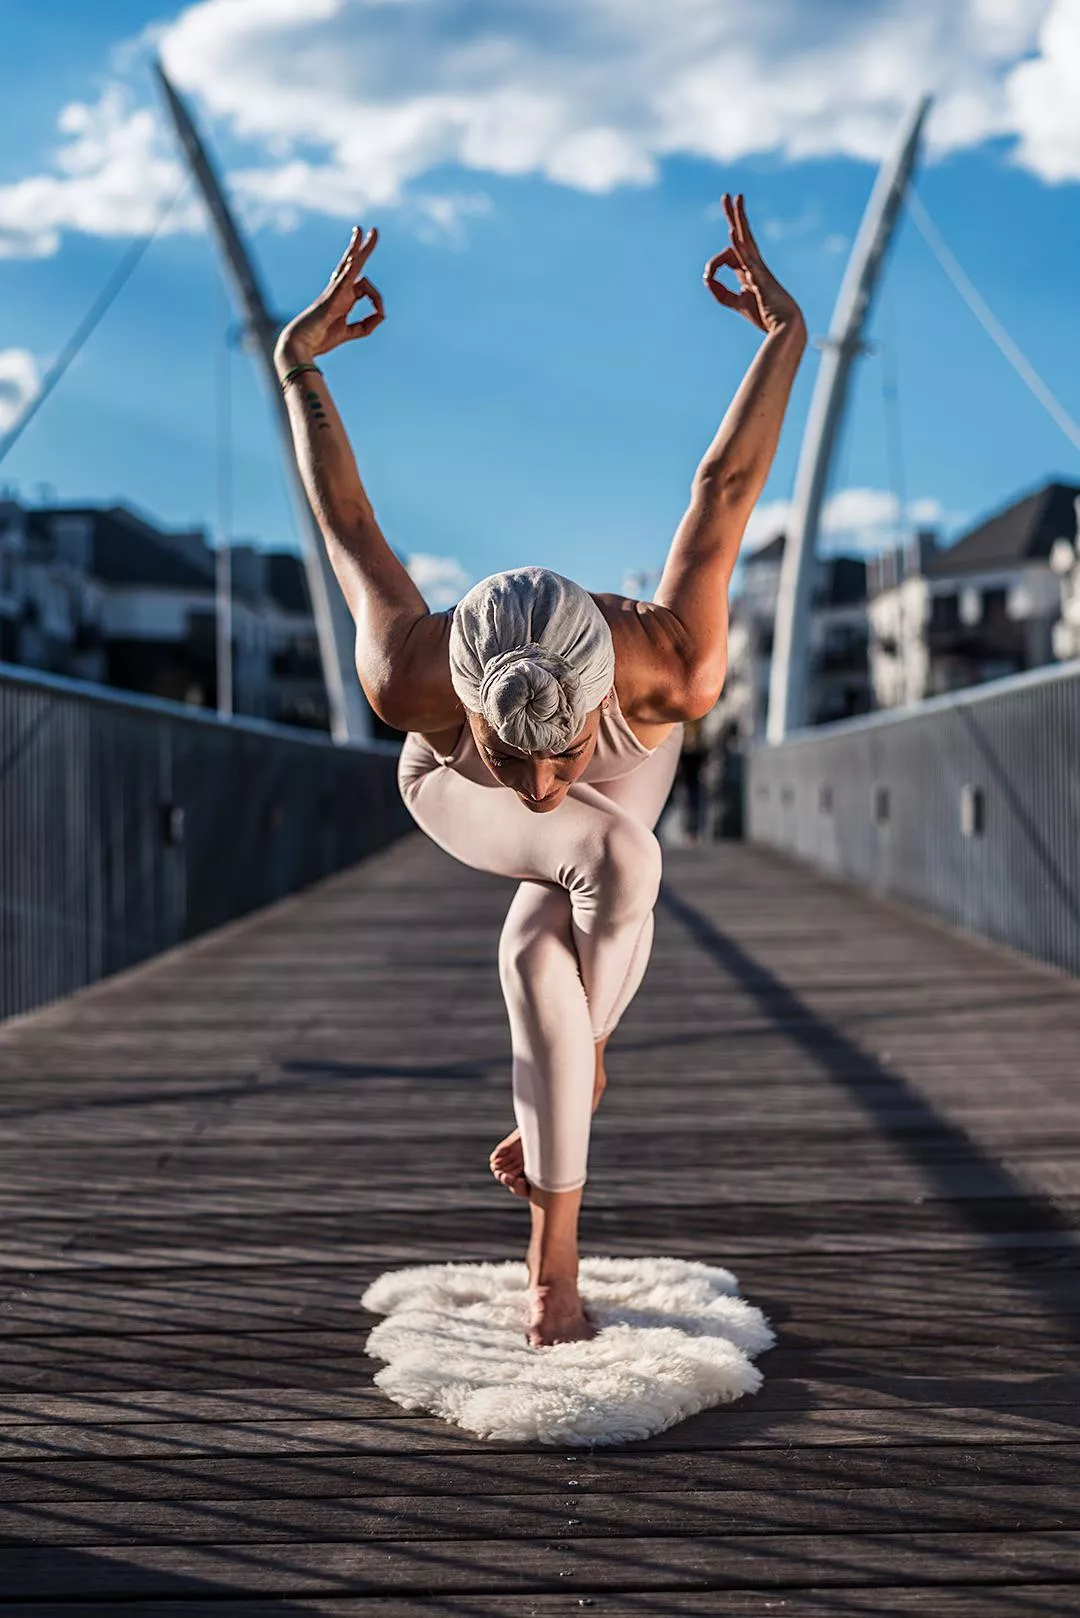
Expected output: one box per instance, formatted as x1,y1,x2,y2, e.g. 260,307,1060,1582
531,1267,579,1291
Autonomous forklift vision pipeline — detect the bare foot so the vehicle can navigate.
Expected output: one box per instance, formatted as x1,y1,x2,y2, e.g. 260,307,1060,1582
489,1128,529,1198
527,1279,598,1349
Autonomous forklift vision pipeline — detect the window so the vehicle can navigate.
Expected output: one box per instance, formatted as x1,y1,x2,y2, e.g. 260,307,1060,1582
930,593,959,631
983,587,1008,626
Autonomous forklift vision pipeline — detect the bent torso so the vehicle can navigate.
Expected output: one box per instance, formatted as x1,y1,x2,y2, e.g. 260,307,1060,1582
421,682,674,787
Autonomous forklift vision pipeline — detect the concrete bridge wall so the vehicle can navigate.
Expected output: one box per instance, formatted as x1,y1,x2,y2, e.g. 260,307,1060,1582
0,664,410,1021
749,660,1080,976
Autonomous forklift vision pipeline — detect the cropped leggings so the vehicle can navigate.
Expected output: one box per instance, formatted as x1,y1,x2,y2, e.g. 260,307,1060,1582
398,724,681,1192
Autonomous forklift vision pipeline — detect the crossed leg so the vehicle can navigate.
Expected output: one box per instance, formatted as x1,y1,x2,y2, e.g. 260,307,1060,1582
398,727,680,1344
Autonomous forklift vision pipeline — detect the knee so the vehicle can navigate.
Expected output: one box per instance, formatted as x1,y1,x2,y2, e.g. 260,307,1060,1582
498,913,566,1002
586,816,662,916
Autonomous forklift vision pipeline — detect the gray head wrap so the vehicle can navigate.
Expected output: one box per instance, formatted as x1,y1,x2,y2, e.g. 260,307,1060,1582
449,567,615,753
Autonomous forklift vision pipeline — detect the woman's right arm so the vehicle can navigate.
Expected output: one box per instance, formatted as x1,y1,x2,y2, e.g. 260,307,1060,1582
274,226,460,734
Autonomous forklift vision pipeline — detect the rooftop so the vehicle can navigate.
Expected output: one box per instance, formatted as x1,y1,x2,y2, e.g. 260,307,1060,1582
926,479,1080,578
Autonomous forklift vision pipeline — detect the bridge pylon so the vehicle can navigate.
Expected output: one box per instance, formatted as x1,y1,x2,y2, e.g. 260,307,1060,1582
766,95,932,743
154,60,371,744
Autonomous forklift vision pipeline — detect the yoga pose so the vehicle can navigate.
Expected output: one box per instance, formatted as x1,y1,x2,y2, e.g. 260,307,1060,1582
276,196,805,1348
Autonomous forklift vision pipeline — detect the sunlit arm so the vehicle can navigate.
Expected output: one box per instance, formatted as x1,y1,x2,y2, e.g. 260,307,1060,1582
653,314,806,714
273,225,458,734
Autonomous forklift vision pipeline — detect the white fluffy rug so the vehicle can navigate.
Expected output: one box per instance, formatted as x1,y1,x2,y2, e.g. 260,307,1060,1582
362,1256,774,1447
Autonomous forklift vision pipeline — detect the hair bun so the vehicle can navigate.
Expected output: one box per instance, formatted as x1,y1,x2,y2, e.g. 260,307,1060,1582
479,645,580,752
448,566,615,754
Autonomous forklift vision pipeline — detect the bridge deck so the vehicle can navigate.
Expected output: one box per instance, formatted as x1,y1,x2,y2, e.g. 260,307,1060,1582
0,835,1078,1613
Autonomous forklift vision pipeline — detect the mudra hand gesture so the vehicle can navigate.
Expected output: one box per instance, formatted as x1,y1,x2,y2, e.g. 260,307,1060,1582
704,193,803,335
276,225,385,365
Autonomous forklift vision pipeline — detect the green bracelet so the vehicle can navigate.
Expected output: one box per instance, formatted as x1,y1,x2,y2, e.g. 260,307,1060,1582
280,362,323,389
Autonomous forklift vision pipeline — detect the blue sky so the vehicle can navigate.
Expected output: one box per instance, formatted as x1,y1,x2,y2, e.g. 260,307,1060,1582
1,0,1079,605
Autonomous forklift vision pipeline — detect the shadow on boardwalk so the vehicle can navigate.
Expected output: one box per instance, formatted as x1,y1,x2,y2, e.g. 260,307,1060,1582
0,835,1077,1610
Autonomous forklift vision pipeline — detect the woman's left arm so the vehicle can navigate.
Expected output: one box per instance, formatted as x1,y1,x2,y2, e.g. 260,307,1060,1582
619,195,806,720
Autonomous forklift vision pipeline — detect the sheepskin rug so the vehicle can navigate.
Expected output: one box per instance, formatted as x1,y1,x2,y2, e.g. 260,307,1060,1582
362,1256,774,1447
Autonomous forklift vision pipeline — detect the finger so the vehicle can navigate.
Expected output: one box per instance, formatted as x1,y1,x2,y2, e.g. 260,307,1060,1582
722,191,738,239
347,310,385,339
704,246,741,281
735,194,760,258
737,290,765,329
329,225,360,280
705,274,742,310
354,224,379,273
345,277,385,338
353,275,384,318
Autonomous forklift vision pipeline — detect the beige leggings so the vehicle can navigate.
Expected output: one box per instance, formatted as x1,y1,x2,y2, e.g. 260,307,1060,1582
398,725,682,1192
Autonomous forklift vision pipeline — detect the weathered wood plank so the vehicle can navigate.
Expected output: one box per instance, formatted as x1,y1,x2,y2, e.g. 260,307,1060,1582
3,1590,1080,1618
0,1530,1079,1599
0,1371,1078,1425
3,1405,1080,1462
1,1483,1080,1546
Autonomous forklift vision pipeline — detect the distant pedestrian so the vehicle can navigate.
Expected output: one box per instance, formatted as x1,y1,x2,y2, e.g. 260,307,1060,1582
677,717,709,842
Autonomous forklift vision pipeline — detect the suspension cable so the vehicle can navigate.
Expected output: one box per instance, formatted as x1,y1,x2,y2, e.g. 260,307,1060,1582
878,284,909,544
0,175,190,469
906,187,1080,457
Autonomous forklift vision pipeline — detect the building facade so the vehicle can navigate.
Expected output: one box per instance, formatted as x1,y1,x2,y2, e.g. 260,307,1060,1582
867,481,1080,709
0,497,332,731
715,534,873,740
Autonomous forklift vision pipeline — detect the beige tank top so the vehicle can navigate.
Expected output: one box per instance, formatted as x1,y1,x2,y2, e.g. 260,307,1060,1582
431,685,657,787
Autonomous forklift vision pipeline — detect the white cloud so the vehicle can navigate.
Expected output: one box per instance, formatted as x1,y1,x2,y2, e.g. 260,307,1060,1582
743,488,947,556
1004,0,1080,182
411,190,492,246
743,499,793,553
0,88,199,258
0,0,1077,258
909,495,948,525
0,350,41,433
406,552,471,610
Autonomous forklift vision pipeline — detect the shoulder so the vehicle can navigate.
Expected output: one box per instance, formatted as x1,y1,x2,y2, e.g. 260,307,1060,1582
367,609,461,734
591,592,724,723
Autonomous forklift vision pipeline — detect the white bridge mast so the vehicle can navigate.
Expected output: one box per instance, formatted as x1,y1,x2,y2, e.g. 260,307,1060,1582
154,61,370,744
766,96,931,742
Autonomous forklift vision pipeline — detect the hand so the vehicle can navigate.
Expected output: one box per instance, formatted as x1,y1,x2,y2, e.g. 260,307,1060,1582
704,195,803,336
275,226,385,369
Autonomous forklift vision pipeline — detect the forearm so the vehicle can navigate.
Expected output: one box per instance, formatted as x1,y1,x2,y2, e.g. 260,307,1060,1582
651,317,805,709
274,341,451,729
276,340,422,608
692,315,806,524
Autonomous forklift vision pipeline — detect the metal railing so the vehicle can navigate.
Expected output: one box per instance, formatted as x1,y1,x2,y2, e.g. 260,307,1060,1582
747,660,1080,976
0,664,410,1021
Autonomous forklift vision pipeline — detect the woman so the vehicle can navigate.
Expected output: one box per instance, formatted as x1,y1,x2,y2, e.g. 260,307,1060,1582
276,195,805,1348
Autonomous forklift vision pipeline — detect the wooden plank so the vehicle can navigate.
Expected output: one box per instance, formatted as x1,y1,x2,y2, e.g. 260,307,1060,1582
0,1530,1079,1599
0,1370,1078,1425
3,1590,1080,1617
3,1405,1080,1462
0,1484,1079,1546
4,1443,1080,1506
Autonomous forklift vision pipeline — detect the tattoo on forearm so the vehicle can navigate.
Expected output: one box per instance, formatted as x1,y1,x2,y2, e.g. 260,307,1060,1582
304,388,331,431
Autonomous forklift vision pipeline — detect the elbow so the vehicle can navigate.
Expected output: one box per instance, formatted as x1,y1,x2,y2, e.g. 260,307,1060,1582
692,465,752,511
355,659,411,732
674,655,727,722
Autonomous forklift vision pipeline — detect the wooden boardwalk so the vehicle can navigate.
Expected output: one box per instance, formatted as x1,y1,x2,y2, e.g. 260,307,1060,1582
0,833,1078,1613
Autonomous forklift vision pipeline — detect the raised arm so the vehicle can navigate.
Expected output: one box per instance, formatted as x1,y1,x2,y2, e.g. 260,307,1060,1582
274,226,458,733
614,195,805,722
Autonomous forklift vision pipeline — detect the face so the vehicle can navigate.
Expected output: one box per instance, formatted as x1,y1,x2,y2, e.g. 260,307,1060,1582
470,705,605,812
